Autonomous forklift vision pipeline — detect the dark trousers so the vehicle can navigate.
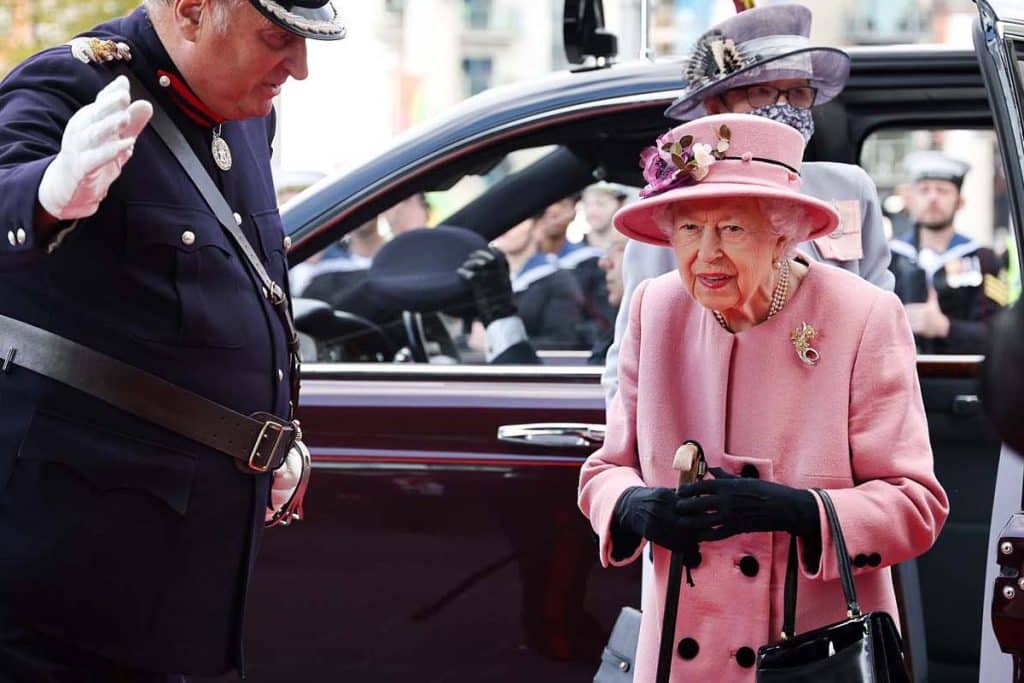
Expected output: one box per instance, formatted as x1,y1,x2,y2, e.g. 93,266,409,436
0,628,186,683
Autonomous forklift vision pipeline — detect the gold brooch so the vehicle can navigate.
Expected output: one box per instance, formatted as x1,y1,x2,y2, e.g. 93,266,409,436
68,37,132,65
790,322,820,366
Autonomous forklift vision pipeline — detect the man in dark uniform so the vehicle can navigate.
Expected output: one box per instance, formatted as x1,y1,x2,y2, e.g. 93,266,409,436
493,217,587,351
889,151,1007,354
535,195,613,345
0,0,344,679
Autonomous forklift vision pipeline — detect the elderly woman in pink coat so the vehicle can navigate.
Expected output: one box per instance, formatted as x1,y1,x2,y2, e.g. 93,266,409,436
578,113,948,682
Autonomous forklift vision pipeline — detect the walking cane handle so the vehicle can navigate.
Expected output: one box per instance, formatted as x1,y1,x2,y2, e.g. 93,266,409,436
673,440,706,489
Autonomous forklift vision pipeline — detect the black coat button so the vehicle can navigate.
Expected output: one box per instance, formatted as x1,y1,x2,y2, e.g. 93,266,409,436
736,646,756,668
853,554,868,568
740,464,760,479
868,552,882,567
677,637,699,660
739,555,759,577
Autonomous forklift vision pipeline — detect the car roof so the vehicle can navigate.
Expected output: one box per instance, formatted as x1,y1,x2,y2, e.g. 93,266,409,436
283,45,980,250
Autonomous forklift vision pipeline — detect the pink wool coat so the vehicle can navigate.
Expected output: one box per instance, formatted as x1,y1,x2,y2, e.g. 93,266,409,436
579,259,948,682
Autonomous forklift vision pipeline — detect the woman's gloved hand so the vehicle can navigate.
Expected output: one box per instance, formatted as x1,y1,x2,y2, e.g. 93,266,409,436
613,486,700,554
675,468,820,542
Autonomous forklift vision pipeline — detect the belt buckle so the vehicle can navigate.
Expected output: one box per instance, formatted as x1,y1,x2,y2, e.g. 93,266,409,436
249,420,287,473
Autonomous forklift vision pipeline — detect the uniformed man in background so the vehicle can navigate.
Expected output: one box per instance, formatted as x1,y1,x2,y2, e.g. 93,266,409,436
0,0,344,679
889,151,1006,354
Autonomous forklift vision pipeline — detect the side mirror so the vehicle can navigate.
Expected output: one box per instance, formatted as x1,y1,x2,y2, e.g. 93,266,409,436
563,0,618,65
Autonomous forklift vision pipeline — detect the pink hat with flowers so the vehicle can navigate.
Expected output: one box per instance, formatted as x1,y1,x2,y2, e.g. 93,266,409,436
614,113,840,246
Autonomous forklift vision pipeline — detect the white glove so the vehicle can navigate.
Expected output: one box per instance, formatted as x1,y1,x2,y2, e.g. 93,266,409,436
266,447,303,522
37,75,153,221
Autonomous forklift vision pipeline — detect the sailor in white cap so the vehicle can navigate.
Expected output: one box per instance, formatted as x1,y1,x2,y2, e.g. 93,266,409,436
890,151,1007,353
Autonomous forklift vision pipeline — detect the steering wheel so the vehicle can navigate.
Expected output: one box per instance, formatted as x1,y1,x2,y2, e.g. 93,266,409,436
293,298,399,362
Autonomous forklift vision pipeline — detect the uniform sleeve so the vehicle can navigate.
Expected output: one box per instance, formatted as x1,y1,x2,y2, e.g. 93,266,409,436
0,49,106,268
530,270,586,350
855,167,895,291
944,248,1005,353
801,290,949,581
484,316,537,363
579,278,651,568
601,241,676,405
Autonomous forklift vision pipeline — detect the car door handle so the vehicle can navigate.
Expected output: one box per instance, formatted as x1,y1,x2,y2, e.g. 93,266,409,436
497,423,606,448
952,394,982,416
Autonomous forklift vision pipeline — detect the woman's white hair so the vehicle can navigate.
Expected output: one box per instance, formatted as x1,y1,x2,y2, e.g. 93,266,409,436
654,197,813,255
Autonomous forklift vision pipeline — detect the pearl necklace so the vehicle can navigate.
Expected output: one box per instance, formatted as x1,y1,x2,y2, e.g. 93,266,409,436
713,258,790,333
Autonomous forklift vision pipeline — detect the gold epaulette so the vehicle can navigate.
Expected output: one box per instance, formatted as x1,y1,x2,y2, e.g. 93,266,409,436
67,37,132,65
984,273,1010,307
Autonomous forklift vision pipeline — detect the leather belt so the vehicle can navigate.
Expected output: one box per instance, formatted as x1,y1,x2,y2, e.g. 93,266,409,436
0,313,295,473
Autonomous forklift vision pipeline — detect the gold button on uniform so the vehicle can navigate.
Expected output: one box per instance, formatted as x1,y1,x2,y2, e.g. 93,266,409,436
233,212,242,226
16,228,26,245
7,231,15,247
283,235,292,250
181,230,196,246
158,74,171,88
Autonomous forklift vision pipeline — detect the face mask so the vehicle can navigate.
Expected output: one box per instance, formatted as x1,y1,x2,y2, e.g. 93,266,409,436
750,103,815,143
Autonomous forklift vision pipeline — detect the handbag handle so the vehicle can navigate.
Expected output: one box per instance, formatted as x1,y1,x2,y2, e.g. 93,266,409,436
780,488,862,639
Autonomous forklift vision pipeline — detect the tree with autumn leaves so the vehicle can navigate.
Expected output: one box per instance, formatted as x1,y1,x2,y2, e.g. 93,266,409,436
0,0,138,78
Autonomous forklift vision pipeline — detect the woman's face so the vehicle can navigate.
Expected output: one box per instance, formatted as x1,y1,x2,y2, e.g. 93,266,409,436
669,199,786,322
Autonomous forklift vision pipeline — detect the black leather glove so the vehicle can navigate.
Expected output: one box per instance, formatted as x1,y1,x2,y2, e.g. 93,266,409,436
457,247,517,325
675,468,820,542
612,486,700,556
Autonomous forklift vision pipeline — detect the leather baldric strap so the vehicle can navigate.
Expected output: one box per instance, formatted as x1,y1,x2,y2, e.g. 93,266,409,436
120,68,302,417
0,314,295,473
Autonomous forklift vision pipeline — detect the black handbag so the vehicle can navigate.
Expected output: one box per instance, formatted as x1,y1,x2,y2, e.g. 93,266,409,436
756,489,910,682
594,606,641,682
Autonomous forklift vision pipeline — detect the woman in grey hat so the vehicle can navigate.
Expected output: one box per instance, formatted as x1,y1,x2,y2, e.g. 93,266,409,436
604,3,894,402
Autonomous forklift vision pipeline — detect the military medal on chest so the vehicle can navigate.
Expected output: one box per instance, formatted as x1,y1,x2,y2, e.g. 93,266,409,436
211,124,232,172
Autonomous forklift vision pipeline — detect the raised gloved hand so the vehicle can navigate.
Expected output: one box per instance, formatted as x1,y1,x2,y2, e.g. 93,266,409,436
457,246,518,325
613,486,701,554
37,75,153,222
675,468,819,542
265,447,304,523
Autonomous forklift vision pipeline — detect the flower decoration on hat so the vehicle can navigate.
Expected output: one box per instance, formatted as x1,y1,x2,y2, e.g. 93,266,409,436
639,124,732,198
683,31,751,89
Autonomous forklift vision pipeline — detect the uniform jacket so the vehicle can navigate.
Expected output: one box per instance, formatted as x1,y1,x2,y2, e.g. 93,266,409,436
0,8,292,675
890,229,1005,354
579,260,947,682
512,252,587,350
555,240,614,343
602,161,893,402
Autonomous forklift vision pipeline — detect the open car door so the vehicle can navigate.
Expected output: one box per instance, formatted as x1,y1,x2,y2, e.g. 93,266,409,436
973,1,1024,678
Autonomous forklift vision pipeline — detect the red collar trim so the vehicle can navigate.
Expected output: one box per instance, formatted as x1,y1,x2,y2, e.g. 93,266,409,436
156,69,226,127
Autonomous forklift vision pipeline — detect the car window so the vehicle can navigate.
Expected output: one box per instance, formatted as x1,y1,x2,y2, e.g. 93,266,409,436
290,146,626,366
860,128,1014,355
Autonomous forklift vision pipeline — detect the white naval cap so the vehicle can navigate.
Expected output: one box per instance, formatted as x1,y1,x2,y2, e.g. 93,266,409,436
904,150,970,188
